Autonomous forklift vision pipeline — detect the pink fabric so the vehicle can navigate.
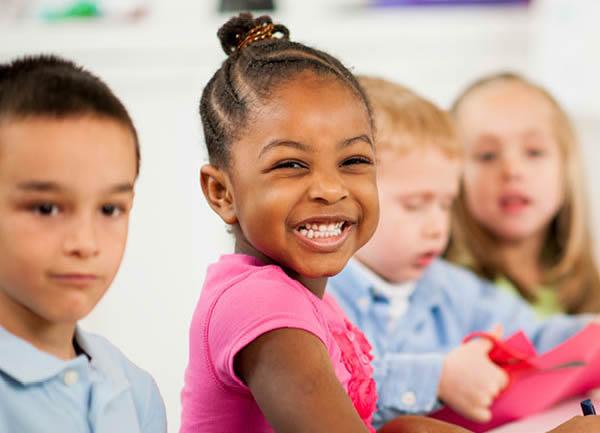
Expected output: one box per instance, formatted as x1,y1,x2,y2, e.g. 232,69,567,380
323,294,378,433
180,254,376,433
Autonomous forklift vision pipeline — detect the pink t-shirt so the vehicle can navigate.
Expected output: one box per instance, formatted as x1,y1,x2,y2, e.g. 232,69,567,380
180,254,376,433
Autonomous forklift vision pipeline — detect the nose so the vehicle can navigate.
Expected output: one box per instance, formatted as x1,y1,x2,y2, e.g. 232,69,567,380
63,214,100,259
307,170,349,204
501,150,525,181
422,207,447,240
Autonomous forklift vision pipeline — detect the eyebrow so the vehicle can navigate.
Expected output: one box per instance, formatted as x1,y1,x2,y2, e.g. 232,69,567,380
16,181,134,194
259,134,373,158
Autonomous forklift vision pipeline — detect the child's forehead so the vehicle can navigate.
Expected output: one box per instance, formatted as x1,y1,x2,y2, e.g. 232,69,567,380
377,141,462,165
461,81,553,117
377,147,461,190
0,116,137,190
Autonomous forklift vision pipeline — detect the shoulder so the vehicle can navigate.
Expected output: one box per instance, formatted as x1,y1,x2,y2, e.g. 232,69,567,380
419,259,497,299
78,331,165,419
211,265,324,325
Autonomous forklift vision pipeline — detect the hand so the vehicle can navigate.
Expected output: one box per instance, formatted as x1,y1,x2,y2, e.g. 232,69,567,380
378,416,473,433
546,415,600,432
438,325,509,423
588,315,600,325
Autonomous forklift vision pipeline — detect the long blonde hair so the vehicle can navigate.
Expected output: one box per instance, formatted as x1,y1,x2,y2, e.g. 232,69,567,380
447,72,600,313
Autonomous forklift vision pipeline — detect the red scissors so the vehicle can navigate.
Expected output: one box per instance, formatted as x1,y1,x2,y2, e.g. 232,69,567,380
463,331,585,375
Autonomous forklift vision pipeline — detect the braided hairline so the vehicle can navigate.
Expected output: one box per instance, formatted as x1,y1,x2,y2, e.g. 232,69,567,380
200,40,370,167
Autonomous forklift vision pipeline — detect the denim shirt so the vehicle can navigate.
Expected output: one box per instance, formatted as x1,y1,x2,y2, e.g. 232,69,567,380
0,326,167,433
328,258,587,427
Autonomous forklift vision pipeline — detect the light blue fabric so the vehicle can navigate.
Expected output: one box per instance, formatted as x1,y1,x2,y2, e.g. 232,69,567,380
328,258,587,427
0,326,166,433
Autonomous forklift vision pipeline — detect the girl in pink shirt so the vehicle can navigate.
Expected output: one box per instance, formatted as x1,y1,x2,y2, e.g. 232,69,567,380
178,12,600,433
179,12,470,433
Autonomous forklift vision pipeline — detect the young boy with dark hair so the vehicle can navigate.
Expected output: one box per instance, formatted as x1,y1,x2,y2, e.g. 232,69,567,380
0,55,166,433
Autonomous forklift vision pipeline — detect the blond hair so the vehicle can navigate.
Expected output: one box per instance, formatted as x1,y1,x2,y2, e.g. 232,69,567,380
357,76,461,158
447,72,600,313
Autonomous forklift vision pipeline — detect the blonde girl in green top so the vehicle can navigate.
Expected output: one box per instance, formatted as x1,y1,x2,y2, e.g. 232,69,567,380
446,72,600,317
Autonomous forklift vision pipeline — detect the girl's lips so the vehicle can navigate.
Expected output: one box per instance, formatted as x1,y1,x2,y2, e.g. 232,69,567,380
499,194,531,214
293,222,354,253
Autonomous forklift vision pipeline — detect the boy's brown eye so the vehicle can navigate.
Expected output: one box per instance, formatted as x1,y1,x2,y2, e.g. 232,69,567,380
33,203,58,216
101,204,121,216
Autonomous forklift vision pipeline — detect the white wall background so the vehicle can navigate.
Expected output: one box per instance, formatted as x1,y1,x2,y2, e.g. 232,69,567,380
1,1,599,431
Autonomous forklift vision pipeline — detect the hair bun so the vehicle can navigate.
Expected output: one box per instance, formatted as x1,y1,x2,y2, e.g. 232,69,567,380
217,13,289,56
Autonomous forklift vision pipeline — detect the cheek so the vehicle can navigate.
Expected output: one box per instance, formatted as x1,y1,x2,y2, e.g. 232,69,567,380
355,176,380,236
463,163,493,196
378,206,416,246
99,221,130,266
539,172,565,215
1,222,52,265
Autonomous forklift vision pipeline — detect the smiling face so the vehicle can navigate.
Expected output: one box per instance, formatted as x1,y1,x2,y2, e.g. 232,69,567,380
0,116,137,330
455,81,564,243
356,146,460,283
203,72,378,288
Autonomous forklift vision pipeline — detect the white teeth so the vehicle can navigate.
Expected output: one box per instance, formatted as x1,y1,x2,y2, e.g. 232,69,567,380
298,226,343,239
297,221,347,240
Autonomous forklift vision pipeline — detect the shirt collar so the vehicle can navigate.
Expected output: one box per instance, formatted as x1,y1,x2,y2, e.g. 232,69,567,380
0,326,130,395
351,259,416,303
0,326,87,385
333,258,375,302
74,328,131,395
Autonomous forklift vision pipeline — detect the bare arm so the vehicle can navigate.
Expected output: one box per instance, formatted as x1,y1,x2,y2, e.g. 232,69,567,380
546,415,600,432
378,416,473,433
236,328,370,433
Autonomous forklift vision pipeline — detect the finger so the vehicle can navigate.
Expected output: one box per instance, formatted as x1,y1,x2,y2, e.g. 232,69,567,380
489,323,504,339
470,336,495,353
466,406,492,423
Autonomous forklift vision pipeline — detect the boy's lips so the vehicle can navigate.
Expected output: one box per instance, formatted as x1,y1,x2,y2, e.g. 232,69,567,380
293,216,355,253
48,273,99,287
414,251,440,268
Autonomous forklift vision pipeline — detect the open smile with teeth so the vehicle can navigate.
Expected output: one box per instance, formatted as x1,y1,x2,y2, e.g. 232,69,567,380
297,221,346,239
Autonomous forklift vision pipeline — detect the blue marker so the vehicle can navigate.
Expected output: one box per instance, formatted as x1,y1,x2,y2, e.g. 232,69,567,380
581,399,596,416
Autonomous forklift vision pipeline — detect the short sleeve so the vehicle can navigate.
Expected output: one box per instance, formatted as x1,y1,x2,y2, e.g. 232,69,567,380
207,269,330,389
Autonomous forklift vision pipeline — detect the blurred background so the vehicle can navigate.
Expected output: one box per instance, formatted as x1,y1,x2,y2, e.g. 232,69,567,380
1,0,599,431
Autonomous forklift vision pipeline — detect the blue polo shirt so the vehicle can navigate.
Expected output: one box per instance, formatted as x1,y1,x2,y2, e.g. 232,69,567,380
328,258,588,427
0,326,166,433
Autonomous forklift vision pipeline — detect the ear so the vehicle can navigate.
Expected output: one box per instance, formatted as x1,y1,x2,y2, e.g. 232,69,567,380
200,164,238,225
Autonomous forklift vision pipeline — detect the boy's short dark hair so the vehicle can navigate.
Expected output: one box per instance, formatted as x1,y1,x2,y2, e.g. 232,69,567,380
0,54,140,174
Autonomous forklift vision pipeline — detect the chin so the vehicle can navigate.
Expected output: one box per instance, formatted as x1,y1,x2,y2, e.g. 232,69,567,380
295,260,346,279
495,226,537,242
50,300,97,323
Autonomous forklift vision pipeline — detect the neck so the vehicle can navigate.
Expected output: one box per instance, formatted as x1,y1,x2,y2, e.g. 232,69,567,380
233,229,328,298
0,290,77,360
497,231,546,289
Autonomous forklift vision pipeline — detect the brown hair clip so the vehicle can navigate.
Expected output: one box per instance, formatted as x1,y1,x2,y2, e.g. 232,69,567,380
236,22,276,50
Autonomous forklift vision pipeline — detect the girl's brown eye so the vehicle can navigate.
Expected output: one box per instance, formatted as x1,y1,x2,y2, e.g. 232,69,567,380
342,156,372,166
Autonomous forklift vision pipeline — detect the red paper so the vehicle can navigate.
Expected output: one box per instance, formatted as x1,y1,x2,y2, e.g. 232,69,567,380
430,323,600,432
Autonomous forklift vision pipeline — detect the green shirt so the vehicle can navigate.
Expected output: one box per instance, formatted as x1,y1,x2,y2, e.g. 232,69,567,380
496,277,562,318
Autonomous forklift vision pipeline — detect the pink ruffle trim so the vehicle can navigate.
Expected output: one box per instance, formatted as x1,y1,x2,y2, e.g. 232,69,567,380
329,318,378,432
